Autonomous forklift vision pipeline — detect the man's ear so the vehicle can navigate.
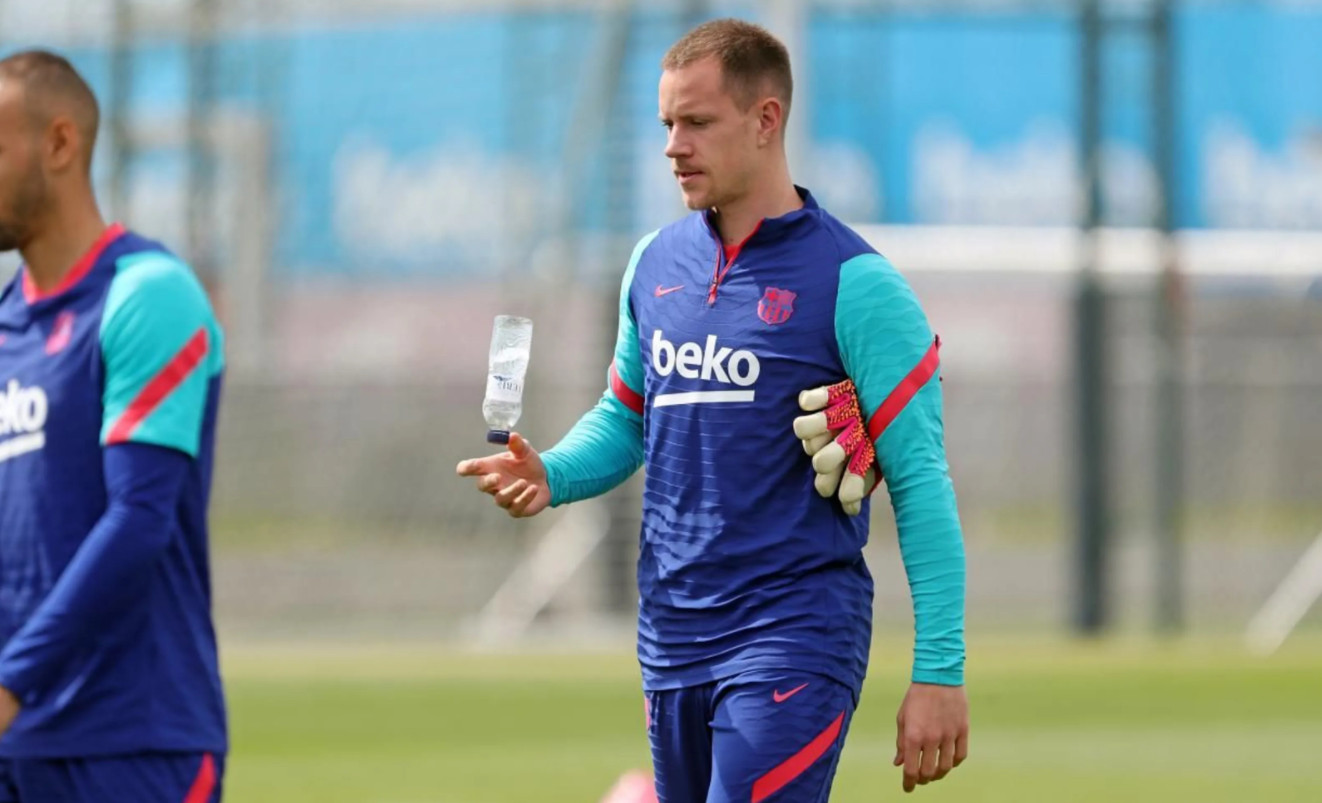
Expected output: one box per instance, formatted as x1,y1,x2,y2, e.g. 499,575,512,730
44,115,82,173
756,96,785,146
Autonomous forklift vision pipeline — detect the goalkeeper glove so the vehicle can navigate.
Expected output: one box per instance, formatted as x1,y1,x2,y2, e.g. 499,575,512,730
793,378,878,516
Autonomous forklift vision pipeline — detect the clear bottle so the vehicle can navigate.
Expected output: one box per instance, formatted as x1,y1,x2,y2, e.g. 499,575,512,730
483,314,533,444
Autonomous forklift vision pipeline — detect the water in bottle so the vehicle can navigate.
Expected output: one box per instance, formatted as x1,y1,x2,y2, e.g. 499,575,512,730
483,314,533,444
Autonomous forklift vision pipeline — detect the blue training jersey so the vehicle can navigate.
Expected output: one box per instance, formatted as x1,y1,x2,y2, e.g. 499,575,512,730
0,224,227,758
543,188,966,694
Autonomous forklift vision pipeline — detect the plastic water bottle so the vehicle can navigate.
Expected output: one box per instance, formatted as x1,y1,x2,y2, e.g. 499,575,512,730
483,314,533,444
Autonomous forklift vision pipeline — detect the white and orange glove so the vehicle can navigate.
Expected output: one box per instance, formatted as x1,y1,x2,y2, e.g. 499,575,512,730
793,379,878,516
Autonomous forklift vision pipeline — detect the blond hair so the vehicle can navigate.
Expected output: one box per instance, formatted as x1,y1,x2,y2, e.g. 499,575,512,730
662,18,793,119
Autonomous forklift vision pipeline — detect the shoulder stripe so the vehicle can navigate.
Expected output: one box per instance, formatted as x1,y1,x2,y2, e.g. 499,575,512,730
867,335,941,443
105,327,210,444
609,360,644,416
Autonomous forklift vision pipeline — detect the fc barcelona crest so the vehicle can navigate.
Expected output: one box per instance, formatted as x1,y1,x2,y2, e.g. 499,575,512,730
757,287,796,325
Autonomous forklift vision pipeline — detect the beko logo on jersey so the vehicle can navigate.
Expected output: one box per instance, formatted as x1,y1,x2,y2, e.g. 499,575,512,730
0,379,48,464
651,330,760,408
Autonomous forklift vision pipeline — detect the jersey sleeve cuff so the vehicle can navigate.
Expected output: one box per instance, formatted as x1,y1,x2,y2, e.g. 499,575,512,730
911,666,964,686
541,452,569,508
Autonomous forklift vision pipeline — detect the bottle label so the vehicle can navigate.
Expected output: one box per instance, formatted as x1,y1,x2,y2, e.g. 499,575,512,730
486,374,524,404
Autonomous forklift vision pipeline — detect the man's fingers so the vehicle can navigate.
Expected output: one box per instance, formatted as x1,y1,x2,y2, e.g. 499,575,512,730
919,736,940,783
494,479,528,508
814,464,844,498
838,472,867,505
811,442,846,474
456,457,490,477
894,716,905,767
477,473,505,495
903,737,921,792
793,412,829,440
460,434,544,517
954,730,969,767
934,736,957,781
508,483,540,517
802,432,832,455
798,386,831,413
458,433,531,479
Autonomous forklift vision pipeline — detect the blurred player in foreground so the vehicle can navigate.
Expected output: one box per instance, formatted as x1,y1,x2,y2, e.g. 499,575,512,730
460,19,967,801
0,51,226,801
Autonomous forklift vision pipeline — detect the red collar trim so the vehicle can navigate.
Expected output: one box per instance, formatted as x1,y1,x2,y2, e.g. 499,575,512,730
22,223,127,304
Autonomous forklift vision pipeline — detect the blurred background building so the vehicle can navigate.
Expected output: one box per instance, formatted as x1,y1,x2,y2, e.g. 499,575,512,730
0,0,1318,648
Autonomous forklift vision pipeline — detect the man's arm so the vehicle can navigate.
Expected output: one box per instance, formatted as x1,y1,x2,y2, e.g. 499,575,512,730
0,252,218,717
0,444,190,707
458,231,657,514
538,231,658,506
835,252,969,792
836,252,965,684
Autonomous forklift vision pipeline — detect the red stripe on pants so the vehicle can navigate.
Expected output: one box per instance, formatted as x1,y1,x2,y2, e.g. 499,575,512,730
182,753,216,803
750,712,845,803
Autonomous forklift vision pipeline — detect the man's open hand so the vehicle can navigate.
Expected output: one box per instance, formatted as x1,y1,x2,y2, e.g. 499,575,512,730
456,432,552,518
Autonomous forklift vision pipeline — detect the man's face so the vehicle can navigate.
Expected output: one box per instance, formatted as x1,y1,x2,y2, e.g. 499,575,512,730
659,57,763,212
0,80,48,253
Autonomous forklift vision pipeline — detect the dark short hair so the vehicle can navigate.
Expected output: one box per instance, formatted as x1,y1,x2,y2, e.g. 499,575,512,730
0,50,100,166
662,18,793,119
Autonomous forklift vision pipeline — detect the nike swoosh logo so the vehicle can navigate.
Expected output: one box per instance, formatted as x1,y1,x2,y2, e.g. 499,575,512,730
655,284,685,297
772,682,809,703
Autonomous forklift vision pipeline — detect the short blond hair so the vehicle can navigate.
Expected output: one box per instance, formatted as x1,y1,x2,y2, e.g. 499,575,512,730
662,18,793,119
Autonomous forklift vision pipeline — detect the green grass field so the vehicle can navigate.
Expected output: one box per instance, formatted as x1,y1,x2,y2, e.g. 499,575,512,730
222,633,1322,802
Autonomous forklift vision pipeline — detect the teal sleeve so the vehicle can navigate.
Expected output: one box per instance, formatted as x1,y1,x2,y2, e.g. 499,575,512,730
837,253,967,686
541,231,656,506
99,252,224,458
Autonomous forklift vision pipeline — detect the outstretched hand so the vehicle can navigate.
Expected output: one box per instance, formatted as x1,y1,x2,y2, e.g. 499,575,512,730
456,432,552,518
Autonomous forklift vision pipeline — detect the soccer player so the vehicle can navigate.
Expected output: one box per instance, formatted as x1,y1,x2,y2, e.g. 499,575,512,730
458,19,967,801
0,51,226,801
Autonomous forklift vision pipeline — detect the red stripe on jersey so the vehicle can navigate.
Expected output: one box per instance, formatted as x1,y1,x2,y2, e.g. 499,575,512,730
610,360,644,416
867,335,942,445
106,327,210,444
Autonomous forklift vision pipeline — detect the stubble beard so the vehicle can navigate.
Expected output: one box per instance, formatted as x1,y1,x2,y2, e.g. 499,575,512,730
0,164,48,254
